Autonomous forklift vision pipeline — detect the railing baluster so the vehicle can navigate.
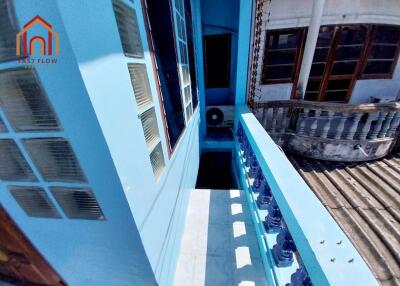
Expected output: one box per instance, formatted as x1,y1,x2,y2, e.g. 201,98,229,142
370,111,387,139
309,110,321,137
321,111,334,138
335,112,347,140
388,111,400,137
378,111,395,138
359,112,375,140
262,108,268,131
280,107,288,133
346,113,362,140
270,107,278,133
297,108,309,135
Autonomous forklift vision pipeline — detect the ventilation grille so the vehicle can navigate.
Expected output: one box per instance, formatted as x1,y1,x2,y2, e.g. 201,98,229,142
23,138,87,183
0,68,61,131
0,116,7,132
141,107,160,148
0,0,19,62
150,143,165,178
51,187,104,220
9,186,60,218
113,0,144,58
0,139,36,182
128,63,153,109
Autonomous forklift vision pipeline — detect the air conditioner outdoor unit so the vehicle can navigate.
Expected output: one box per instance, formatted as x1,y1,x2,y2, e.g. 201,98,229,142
206,105,235,128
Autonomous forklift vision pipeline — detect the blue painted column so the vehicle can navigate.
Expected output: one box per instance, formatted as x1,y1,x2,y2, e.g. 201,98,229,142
191,0,207,138
235,0,253,106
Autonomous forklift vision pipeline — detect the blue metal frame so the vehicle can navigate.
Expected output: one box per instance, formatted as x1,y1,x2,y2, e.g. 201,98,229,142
235,105,379,286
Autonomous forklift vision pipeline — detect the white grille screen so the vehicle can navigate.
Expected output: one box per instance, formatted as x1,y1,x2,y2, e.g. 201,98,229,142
0,0,19,62
128,63,153,109
23,138,87,183
141,107,160,148
0,69,61,131
150,142,165,178
9,186,60,218
0,139,36,181
51,187,104,220
113,0,144,58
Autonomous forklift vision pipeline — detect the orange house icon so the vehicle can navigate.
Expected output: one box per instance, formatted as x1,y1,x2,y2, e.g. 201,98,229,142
16,15,59,56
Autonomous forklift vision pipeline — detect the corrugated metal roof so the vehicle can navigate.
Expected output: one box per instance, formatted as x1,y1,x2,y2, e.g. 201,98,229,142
288,152,400,286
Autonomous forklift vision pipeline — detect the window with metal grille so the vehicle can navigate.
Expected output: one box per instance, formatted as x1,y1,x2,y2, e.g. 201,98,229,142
113,0,144,58
0,0,19,62
9,186,60,218
362,25,400,78
150,142,165,178
140,107,160,149
23,138,87,183
0,68,61,131
128,63,153,109
0,139,36,182
51,187,104,220
146,0,185,150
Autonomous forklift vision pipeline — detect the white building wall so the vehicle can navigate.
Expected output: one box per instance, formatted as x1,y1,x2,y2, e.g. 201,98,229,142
254,0,400,103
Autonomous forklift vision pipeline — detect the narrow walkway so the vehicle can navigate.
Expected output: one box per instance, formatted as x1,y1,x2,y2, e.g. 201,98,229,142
174,189,267,286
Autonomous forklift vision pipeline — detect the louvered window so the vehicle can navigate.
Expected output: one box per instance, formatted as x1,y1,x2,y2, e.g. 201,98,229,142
128,63,153,109
140,107,160,148
0,139,36,182
113,0,144,58
51,187,104,220
0,0,19,62
9,186,60,218
150,143,165,178
0,68,61,131
23,138,87,183
0,117,7,132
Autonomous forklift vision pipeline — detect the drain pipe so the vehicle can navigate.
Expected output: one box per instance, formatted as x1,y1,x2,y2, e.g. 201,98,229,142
297,0,326,98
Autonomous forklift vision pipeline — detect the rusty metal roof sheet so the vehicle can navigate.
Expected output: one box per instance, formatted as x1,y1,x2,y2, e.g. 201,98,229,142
288,153,400,286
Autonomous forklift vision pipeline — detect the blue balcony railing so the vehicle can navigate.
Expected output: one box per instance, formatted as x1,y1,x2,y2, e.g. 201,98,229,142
234,105,378,286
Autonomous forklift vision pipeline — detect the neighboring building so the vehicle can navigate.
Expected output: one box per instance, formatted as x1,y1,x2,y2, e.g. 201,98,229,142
0,0,398,286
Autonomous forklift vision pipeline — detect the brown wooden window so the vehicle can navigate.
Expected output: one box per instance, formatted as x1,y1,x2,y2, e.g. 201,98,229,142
261,28,305,84
361,25,400,79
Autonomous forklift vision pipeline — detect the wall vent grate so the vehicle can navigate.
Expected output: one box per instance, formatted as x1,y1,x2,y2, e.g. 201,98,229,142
23,138,87,183
128,63,153,109
9,186,61,218
113,0,144,58
0,68,61,131
141,107,160,148
51,187,105,220
0,0,19,62
150,142,165,178
0,139,36,182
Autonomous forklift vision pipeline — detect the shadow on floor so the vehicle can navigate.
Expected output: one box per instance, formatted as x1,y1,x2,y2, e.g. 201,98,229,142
174,189,267,286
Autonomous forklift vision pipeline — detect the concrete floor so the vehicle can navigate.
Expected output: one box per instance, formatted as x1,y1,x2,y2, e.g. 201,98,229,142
174,189,267,286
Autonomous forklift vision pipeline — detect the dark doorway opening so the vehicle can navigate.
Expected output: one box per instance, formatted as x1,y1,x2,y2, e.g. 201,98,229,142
196,152,236,189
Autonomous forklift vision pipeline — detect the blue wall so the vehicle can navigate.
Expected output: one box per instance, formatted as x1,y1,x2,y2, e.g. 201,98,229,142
0,0,157,285
0,0,201,285
56,0,200,285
